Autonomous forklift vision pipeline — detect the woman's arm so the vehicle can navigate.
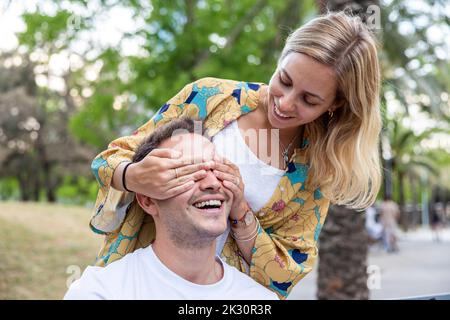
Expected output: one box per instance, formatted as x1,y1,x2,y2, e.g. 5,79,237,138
248,194,331,299
90,80,202,234
211,157,258,264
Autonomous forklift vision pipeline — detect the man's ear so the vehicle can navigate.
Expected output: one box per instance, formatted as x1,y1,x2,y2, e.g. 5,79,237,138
135,193,159,217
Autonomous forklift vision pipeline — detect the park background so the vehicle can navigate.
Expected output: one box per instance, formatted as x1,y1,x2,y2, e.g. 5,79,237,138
0,0,449,300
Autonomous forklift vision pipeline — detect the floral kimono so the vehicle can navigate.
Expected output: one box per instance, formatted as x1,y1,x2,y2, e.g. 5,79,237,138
90,77,330,299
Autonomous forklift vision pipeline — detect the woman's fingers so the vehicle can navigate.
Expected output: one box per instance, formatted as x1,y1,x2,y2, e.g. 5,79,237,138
165,180,196,198
214,154,239,170
213,170,242,188
213,161,236,176
169,155,211,168
166,169,207,189
213,157,242,193
149,148,182,159
222,179,241,197
143,148,243,200
171,162,211,178
213,169,234,182
149,148,210,169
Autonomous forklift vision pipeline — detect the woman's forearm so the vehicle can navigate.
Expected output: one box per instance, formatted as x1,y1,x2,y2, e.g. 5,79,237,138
231,218,258,265
235,237,256,265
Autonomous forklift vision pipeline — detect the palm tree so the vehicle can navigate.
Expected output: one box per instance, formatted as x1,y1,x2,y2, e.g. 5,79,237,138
385,118,444,228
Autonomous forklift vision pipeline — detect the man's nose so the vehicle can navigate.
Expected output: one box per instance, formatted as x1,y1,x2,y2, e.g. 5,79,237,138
198,170,221,191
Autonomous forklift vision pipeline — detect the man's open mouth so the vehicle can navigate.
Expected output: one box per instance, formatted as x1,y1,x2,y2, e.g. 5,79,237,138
192,199,223,210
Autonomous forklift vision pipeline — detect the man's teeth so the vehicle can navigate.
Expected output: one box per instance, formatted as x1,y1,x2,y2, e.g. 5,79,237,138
193,200,222,208
274,103,291,118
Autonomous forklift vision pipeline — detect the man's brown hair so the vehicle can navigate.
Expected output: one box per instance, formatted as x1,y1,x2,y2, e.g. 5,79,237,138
132,117,207,163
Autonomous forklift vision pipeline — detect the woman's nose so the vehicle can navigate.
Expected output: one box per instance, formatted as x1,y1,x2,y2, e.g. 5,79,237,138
278,92,296,114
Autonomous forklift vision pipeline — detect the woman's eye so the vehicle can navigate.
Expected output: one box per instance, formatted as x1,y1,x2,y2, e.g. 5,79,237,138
304,97,317,106
278,73,291,87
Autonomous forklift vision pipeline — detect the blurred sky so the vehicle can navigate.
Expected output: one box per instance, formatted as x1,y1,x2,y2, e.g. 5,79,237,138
0,0,449,151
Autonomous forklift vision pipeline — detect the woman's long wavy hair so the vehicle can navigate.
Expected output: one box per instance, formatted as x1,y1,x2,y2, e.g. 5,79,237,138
278,11,382,210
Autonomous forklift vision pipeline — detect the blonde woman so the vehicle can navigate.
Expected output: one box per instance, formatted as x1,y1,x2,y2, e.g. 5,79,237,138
90,11,382,299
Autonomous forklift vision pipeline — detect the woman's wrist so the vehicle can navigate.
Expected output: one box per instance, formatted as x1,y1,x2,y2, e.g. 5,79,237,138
230,208,257,236
230,217,259,241
122,162,134,192
229,201,250,221
112,161,135,192
112,162,127,191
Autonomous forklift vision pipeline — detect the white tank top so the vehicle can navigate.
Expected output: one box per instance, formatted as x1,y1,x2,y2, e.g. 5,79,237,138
212,120,285,257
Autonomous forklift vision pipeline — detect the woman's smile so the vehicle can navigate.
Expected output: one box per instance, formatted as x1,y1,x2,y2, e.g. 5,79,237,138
273,99,295,119
270,97,297,125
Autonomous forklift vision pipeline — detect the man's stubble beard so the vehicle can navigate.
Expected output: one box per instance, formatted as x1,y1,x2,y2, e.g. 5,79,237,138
161,209,226,250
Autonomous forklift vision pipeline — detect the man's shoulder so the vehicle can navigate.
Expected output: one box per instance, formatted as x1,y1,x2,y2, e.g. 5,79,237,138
96,246,147,273
64,247,149,299
223,263,278,300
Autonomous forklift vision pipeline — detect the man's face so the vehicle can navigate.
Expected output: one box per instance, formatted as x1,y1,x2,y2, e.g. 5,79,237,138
152,133,233,247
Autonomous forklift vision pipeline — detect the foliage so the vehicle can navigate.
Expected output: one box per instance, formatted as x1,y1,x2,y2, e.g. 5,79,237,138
0,0,448,205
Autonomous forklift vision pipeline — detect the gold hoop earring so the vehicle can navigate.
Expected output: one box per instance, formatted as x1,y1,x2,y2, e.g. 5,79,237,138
328,110,334,118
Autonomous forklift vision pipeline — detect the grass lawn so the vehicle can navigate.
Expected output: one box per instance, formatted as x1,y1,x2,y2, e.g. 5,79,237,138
0,201,103,299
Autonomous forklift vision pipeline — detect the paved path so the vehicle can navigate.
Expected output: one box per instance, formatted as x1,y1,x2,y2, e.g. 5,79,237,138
288,227,450,300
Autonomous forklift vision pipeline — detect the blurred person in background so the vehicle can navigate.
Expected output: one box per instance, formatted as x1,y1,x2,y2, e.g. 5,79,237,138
365,204,383,250
431,202,444,242
379,195,400,253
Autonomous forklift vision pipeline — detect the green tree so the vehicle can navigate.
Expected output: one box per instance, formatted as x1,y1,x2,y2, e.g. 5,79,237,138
385,117,448,227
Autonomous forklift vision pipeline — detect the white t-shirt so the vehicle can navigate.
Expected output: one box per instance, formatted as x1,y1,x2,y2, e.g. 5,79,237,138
64,245,278,300
212,120,284,256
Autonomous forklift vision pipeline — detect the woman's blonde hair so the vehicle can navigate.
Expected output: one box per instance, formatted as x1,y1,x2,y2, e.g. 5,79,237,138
279,11,382,210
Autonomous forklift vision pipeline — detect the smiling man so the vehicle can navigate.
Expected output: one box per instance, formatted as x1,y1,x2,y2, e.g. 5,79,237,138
64,118,278,300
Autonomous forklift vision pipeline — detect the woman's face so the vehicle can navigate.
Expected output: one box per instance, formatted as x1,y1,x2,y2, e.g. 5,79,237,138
267,52,339,130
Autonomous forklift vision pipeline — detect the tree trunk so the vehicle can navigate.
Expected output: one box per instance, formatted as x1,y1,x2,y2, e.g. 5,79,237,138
32,173,40,201
408,173,418,228
398,170,408,230
380,135,393,199
18,173,30,202
42,161,56,203
317,205,369,299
